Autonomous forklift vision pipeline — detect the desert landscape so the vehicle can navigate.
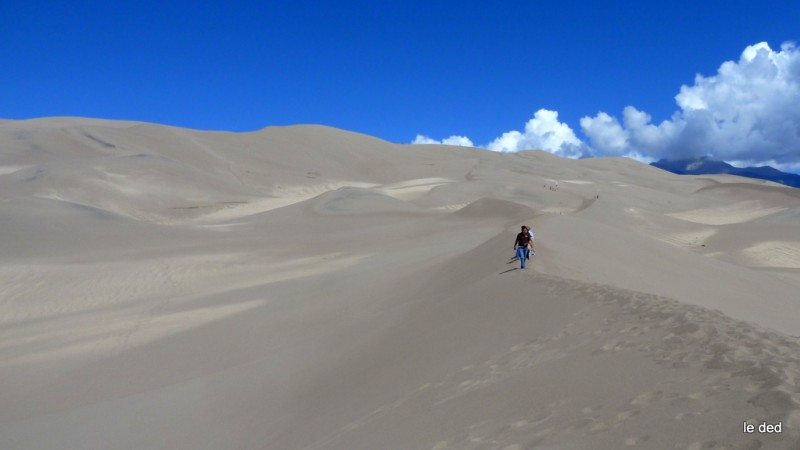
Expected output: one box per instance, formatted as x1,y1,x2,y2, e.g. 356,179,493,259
1,117,799,449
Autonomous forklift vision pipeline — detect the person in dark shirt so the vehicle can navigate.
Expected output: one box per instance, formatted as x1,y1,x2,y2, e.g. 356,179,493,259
526,226,535,259
514,225,532,269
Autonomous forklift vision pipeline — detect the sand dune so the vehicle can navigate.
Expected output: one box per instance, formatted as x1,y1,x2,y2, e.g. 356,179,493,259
669,201,788,225
1,118,799,449
742,241,800,269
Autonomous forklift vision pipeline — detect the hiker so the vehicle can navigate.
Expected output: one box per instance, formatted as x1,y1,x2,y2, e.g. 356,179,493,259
514,226,532,269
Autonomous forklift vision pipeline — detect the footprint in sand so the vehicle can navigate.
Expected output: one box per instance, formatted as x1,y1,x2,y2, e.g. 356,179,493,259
700,373,731,386
527,410,553,425
685,440,721,450
687,390,710,400
620,325,644,336
567,417,594,430
625,435,650,446
630,390,664,406
582,405,603,414
674,411,706,421
737,439,765,450
511,420,528,429
614,409,641,424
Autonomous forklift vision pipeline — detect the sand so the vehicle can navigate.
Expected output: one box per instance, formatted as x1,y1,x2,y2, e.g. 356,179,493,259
1,118,799,449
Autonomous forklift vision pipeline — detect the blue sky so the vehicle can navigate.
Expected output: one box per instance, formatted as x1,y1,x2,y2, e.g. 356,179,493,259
3,1,799,171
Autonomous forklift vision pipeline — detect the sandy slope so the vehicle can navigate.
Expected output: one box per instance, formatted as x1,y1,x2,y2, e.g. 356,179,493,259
1,118,799,449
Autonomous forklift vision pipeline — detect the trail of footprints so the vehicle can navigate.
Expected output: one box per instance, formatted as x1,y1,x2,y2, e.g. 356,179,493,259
425,276,800,449
310,274,800,449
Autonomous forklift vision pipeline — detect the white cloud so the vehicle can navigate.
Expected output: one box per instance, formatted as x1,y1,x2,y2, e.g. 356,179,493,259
581,41,800,169
579,112,627,156
412,109,589,158
412,134,474,147
411,134,439,145
412,42,800,172
441,135,475,147
485,109,591,158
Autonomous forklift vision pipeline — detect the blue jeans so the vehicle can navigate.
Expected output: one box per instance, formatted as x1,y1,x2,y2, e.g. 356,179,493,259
516,246,529,269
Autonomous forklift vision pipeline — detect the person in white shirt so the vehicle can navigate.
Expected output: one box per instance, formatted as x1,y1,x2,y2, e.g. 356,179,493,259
526,226,535,259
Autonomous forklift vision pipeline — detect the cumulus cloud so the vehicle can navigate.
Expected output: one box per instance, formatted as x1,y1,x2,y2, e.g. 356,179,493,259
412,134,474,147
413,109,591,159
581,41,800,169
486,109,592,158
413,42,800,171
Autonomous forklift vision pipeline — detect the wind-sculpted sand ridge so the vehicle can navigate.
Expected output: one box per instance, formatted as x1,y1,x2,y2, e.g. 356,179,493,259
741,241,800,269
668,201,789,225
1,118,799,449
376,177,455,201
306,188,431,216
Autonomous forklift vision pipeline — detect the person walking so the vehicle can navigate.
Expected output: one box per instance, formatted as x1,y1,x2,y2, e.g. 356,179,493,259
514,225,532,270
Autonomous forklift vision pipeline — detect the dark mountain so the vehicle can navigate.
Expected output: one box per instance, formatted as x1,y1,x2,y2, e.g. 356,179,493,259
651,157,800,188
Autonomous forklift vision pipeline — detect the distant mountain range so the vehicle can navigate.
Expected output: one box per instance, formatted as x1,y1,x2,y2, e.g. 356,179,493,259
650,157,800,188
